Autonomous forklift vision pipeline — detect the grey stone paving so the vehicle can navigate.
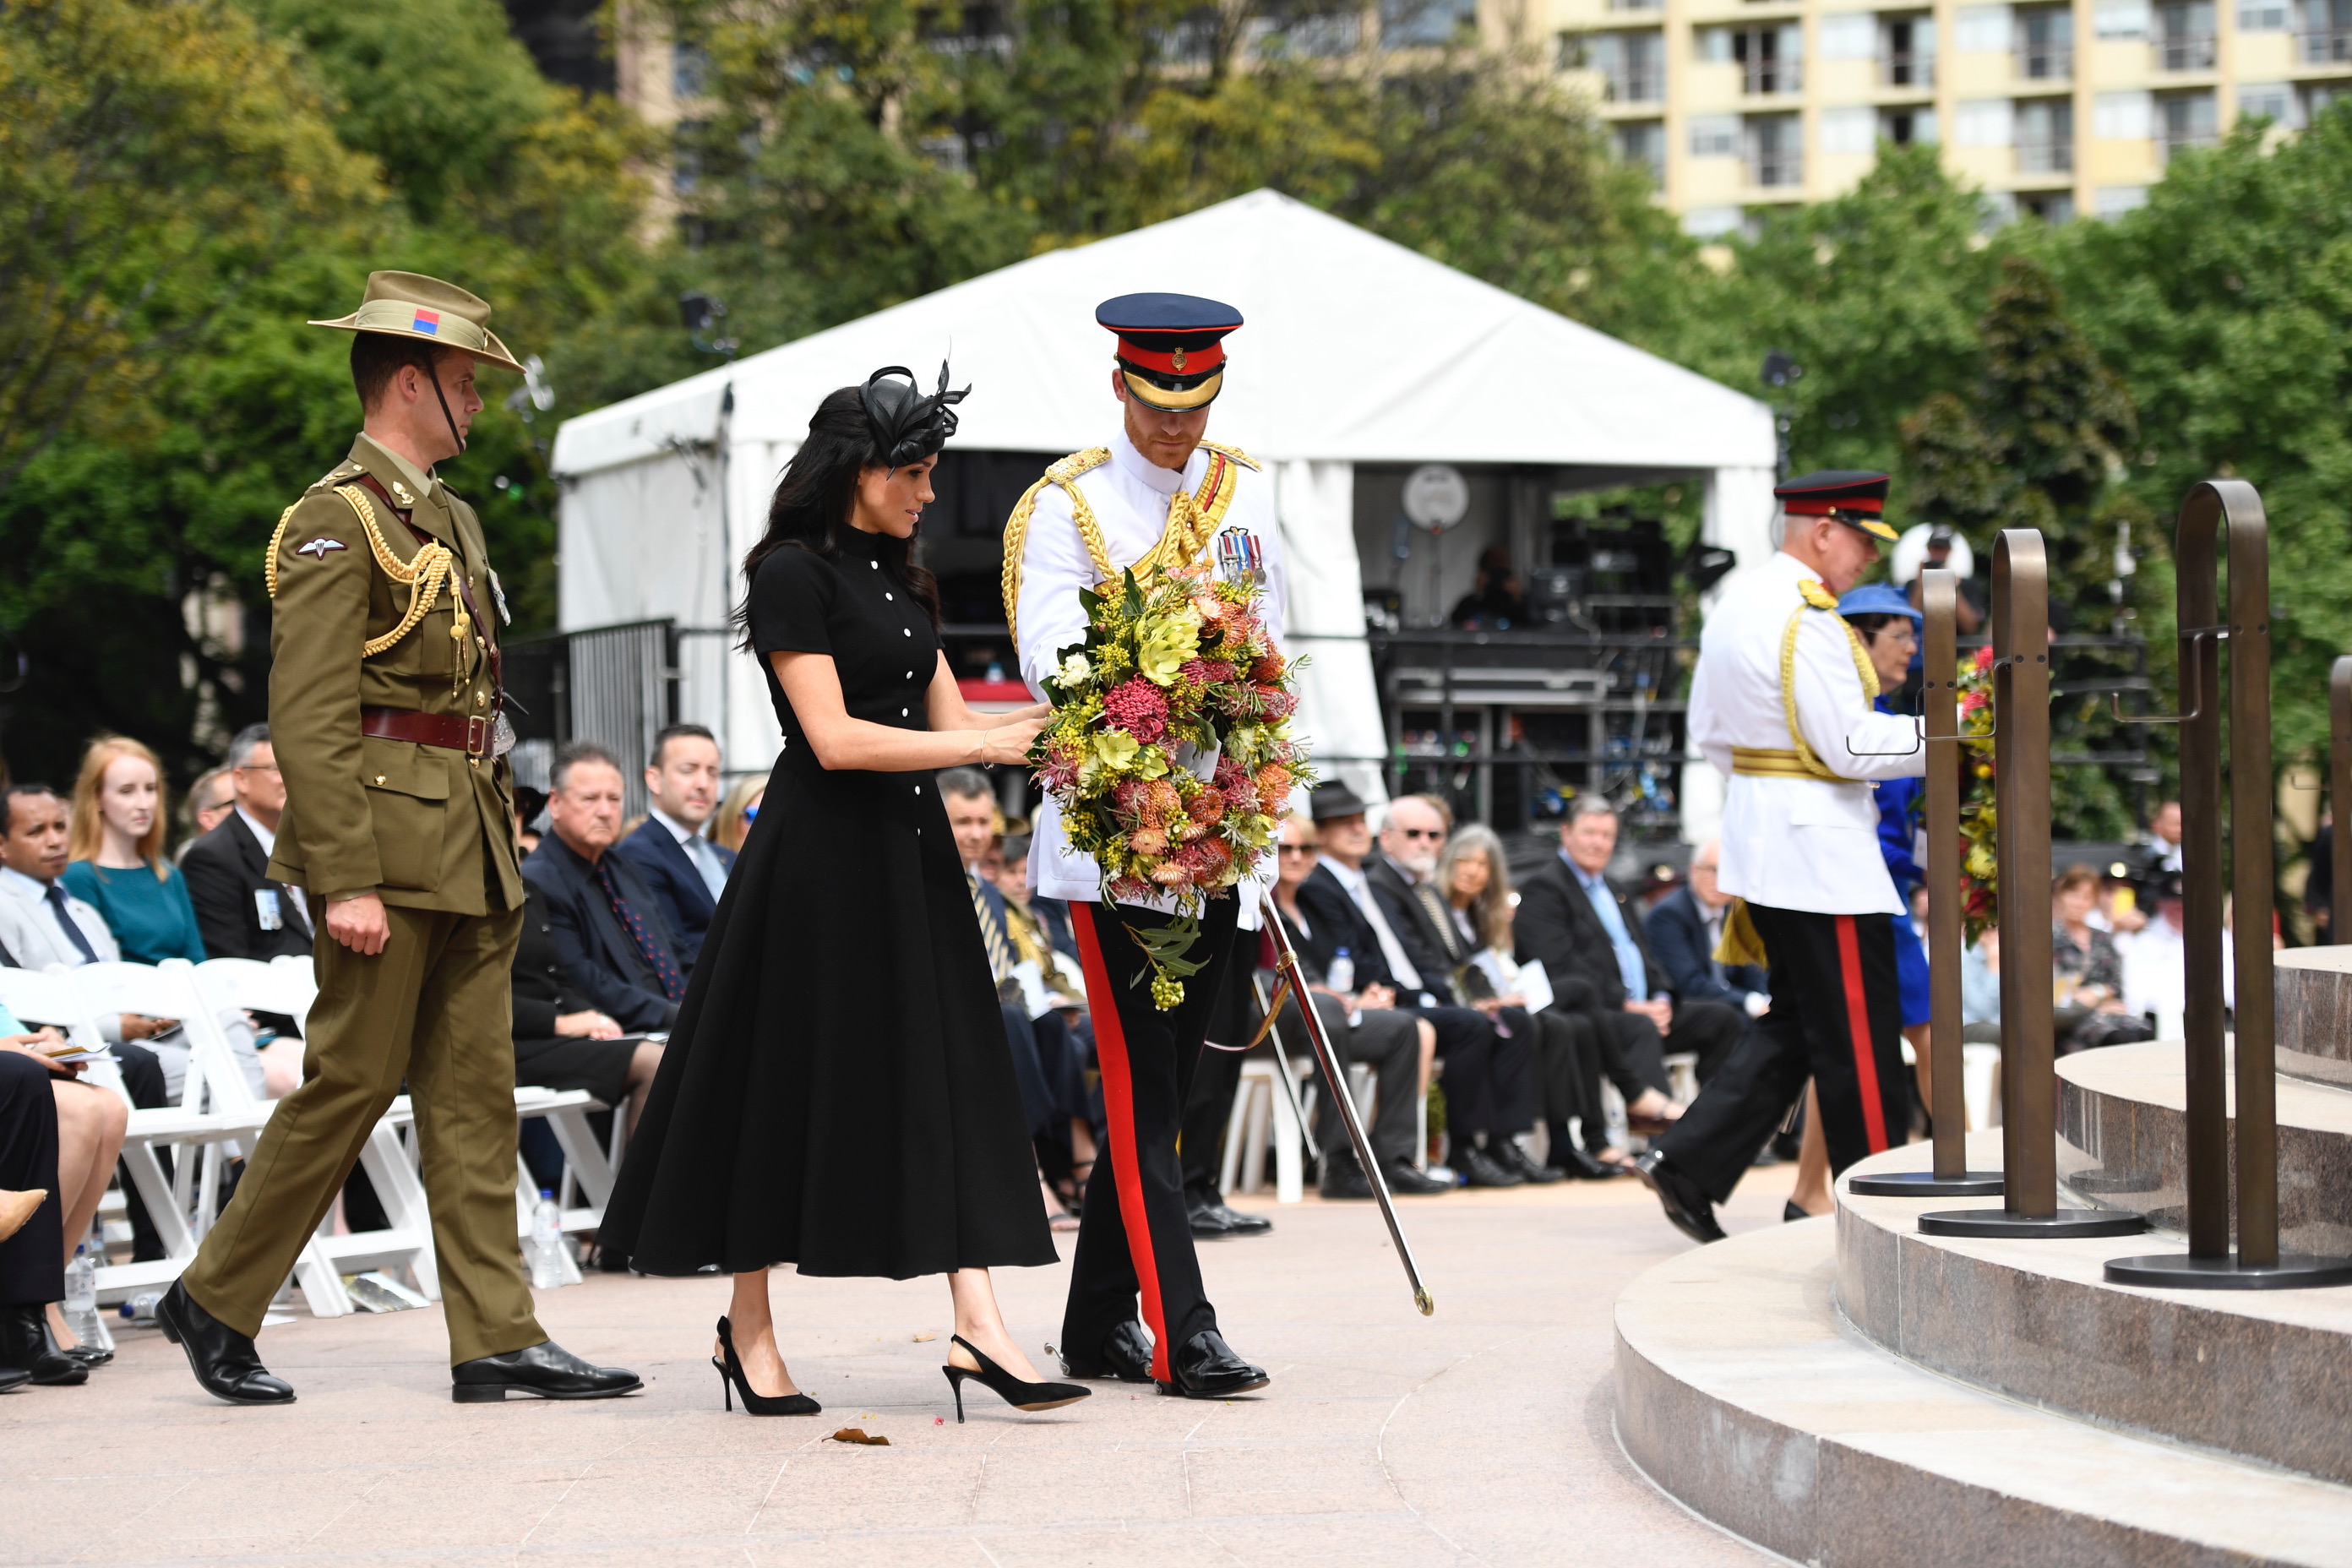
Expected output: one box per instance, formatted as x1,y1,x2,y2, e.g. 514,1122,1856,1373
5,1170,1799,1566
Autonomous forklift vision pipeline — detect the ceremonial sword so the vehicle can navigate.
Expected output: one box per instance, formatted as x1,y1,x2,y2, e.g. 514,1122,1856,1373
1252,895,1435,1316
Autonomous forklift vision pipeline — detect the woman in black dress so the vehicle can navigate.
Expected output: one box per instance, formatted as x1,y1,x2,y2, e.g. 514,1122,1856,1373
602,367,1086,1421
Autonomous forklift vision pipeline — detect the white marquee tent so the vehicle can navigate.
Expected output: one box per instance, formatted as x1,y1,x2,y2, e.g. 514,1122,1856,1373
550,189,1776,830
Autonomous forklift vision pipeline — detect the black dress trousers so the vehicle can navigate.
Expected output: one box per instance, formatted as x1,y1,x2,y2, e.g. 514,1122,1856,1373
1658,903,1907,1203
1064,897,1240,1380
0,1051,63,1307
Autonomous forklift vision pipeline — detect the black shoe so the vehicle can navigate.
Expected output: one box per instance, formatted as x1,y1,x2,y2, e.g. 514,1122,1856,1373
47,1316,112,1367
1055,1320,1155,1383
1495,1141,1566,1185
1188,1199,1271,1237
711,1315,820,1416
452,1340,642,1402
1155,1328,1268,1398
1635,1152,1726,1244
154,1282,286,1403
1320,1159,1375,1200
1550,1145,1631,1181
943,1334,1090,1423
1383,1162,1452,1195
1459,1146,1524,1188
0,1304,84,1386
1784,1200,1821,1222
0,1364,28,1393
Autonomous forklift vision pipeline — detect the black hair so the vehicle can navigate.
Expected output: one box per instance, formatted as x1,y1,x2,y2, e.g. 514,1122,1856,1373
734,369,966,648
351,332,449,411
1846,612,1908,640
650,722,717,770
2,782,63,838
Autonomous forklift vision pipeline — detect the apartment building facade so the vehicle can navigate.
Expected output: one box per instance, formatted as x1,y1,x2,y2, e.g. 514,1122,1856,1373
1533,0,2352,231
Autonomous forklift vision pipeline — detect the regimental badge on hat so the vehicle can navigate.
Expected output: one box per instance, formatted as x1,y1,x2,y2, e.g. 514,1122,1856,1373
1097,292,1243,412
1776,469,1897,542
308,270,527,373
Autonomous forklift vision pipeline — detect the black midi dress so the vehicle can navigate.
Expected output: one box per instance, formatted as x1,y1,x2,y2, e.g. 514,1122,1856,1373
600,532,1056,1278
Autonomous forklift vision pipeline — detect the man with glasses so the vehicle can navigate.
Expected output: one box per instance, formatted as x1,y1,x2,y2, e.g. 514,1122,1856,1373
1642,840,1772,1048
183,724,315,965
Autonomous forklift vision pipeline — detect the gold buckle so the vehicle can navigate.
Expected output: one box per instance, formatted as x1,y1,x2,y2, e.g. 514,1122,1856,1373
466,715,489,757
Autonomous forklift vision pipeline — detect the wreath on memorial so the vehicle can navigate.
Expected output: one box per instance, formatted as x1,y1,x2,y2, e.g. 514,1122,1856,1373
1956,645,2000,945
1029,564,1313,1009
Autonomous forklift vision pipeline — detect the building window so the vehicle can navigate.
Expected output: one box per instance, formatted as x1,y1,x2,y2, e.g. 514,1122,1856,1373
1696,25,1804,93
1956,96,2016,144
1683,205,1745,239
2304,79,2352,117
2019,191,2076,221
2300,0,2352,59
2096,184,2150,215
1615,121,1668,184
2154,1,2219,66
2159,90,2220,157
1587,30,1667,101
1885,106,1941,143
2096,0,2153,35
2095,89,2155,137
672,41,710,101
1957,4,2014,52
1819,14,1876,59
1821,105,1879,154
2236,81,2302,122
1881,14,1940,86
1382,0,1476,48
1689,112,1742,156
1745,113,1803,186
1609,0,1663,11
2016,6,2075,76
2016,97,2075,170
2237,0,2289,28
671,121,707,195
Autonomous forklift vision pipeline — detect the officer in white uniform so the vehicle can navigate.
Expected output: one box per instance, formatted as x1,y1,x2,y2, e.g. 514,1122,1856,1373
1636,471,1925,1243
1004,293,1286,1399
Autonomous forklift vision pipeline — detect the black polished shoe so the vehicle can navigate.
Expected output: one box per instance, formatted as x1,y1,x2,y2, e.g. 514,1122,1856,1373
1636,1152,1727,1244
0,1304,84,1386
1383,1162,1453,1196
1319,1159,1375,1200
1785,1200,1823,1222
1055,1319,1155,1382
0,1363,28,1393
1459,1146,1524,1188
452,1340,643,1402
1155,1328,1269,1399
1187,1201,1237,1239
1209,1200,1271,1235
154,1282,286,1403
1549,1144,1630,1181
1496,1141,1566,1185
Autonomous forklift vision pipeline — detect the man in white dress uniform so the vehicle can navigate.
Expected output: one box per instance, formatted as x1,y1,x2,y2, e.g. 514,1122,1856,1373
1637,471,1927,1242
1004,292,1286,1398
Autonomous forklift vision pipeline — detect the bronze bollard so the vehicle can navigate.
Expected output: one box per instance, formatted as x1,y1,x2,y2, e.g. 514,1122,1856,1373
2106,482,2352,1286
1920,531,2146,1239
1848,567,2003,1198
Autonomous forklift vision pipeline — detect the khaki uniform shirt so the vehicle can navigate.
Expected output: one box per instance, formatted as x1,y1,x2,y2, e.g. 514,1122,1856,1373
264,433,521,914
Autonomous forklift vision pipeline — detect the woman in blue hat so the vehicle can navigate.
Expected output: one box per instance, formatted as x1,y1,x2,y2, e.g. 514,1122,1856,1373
1784,584,1936,1217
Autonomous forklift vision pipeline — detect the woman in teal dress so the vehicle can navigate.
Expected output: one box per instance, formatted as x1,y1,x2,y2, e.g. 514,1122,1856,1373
62,737,205,965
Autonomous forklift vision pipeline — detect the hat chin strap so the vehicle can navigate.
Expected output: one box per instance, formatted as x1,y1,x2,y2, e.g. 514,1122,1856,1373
427,367,466,456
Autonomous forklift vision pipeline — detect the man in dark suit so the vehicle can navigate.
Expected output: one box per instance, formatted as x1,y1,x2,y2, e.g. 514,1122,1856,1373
523,743,689,1035
182,724,315,965
608,723,734,963
1516,798,1742,1167
1642,839,1770,1057
1293,783,1539,1189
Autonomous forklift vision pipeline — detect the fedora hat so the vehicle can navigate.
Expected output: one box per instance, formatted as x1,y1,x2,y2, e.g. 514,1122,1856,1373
1309,781,1373,823
309,270,526,373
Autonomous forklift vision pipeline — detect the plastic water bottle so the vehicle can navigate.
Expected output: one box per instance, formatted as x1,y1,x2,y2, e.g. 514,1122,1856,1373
529,1190,566,1288
63,1244,103,1348
119,1293,163,1327
1326,946,1354,994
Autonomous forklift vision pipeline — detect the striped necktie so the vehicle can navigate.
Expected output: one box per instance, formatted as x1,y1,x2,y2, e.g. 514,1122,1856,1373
597,861,685,1002
969,872,1013,982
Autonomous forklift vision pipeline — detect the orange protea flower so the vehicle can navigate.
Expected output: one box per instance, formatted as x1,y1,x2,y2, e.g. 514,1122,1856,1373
1130,827,1169,857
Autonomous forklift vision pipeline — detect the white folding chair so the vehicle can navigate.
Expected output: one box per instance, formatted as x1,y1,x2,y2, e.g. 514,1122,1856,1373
1218,1058,1305,1203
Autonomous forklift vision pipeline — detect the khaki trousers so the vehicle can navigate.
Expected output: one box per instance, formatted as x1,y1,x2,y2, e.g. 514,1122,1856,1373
181,903,542,1364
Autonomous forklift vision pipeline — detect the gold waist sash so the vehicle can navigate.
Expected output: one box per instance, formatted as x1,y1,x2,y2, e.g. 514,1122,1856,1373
1731,746,1825,780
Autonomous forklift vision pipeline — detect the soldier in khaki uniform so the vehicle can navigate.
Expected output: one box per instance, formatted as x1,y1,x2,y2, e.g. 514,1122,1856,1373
157,273,640,1406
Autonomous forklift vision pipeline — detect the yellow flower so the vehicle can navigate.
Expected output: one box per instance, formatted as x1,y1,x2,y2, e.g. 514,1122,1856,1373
1137,609,1202,686
1092,729,1141,772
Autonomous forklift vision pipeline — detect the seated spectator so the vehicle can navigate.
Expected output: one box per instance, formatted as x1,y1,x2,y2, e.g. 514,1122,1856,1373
62,736,205,966
611,724,735,963
523,743,690,1034
2,1015,125,1383
1961,927,2001,1043
711,778,765,857
2053,863,2155,1053
994,834,1078,963
1294,783,1541,1189
1271,814,1441,1197
1449,544,1527,630
1645,840,1770,1038
180,766,236,854
514,786,547,857
986,835,1086,1002
180,724,310,1097
512,887,664,1132
2119,873,2233,1032
1515,797,1742,1165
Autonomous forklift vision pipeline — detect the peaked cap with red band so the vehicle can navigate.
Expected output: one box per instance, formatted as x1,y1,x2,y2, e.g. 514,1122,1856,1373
1097,292,1243,412
1776,469,1897,542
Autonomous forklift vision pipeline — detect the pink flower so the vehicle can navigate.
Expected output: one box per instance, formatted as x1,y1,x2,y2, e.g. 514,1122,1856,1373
1109,875,1154,902
1973,645,1995,672
1960,690,1988,715
1179,658,1236,688
1102,677,1169,743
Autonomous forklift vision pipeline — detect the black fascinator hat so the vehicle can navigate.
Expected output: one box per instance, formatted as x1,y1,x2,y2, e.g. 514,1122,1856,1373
860,362,969,470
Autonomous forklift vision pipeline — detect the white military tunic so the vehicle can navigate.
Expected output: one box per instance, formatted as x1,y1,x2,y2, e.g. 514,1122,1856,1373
1688,550,1925,916
1013,430,1288,928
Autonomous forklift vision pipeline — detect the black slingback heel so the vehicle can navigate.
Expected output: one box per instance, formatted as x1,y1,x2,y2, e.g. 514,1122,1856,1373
941,1333,1091,1423
712,1316,821,1416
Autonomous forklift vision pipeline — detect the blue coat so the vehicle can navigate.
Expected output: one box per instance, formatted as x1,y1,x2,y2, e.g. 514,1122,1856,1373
1643,884,1769,1010
608,818,737,961
521,835,689,1033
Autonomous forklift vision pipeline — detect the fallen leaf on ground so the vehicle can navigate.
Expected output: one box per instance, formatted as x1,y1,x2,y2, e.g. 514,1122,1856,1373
912,1331,938,1342
829,1428,890,1446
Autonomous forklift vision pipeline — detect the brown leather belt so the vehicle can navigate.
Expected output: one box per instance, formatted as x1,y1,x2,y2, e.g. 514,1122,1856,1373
360,705,489,758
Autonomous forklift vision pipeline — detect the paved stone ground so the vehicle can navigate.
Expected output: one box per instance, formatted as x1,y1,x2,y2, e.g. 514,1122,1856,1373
7,1168,1800,1566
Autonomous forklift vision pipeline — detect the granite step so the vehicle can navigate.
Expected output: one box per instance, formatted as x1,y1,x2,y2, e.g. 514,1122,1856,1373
1614,1216,2352,1568
1838,1131,2352,1485
2278,945,2352,1091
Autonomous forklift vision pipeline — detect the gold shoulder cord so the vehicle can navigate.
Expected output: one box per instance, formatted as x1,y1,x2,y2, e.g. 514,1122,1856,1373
1773,598,1882,782
1001,445,1247,640
264,485,462,658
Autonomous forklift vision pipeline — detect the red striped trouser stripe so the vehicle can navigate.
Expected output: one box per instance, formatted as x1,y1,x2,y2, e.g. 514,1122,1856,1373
1070,903,1170,1381
1834,914,1890,1152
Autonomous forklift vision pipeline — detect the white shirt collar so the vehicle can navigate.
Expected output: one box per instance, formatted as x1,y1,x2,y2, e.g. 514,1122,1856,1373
236,805,276,857
0,865,52,904
1321,856,1369,896
1110,429,1195,498
648,806,701,847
